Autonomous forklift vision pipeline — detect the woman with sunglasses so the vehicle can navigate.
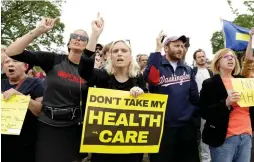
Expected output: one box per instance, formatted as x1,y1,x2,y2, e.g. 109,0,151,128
6,17,89,162
78,14,147,162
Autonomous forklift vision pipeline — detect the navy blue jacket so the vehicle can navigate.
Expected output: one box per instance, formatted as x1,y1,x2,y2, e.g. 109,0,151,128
144,52,199,127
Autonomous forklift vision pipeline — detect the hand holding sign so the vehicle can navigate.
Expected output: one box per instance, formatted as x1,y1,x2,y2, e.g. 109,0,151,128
130,86,144,98
231,78,254,107
226,91,241,107
3,88,23,101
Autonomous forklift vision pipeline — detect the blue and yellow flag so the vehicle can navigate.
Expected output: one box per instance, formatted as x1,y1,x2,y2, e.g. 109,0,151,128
222,19,250,51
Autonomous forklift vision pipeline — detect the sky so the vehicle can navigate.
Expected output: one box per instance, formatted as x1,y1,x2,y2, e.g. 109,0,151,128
60,0,246,65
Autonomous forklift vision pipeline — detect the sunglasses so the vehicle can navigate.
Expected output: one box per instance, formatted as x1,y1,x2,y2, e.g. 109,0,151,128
70,33,89,42
96,47,102,51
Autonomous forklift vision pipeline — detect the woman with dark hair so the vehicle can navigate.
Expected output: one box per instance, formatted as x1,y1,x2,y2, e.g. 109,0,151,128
78,14,147,162
6,17,89,162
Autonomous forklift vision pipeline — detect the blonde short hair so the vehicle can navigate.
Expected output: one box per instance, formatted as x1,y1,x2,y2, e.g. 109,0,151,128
211,48,241,75
104,40,140,78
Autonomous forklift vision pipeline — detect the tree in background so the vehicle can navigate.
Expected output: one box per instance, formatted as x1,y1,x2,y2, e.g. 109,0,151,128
1,0,65,51
210,0,254,56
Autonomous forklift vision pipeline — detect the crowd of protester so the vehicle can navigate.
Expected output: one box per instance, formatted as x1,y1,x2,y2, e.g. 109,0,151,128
1,13,254,162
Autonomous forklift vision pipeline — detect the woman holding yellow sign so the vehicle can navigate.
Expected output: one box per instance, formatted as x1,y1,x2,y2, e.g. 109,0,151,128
78,13,147,162
199,48,254,162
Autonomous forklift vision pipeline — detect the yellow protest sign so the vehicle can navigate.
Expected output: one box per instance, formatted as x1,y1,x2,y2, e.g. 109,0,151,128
231,78,254,107
80,88,168,154
1,94,30,135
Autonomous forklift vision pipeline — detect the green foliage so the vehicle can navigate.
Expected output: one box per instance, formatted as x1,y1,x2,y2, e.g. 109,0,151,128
1,0,65,51
210,31,224,54
210,0,254,54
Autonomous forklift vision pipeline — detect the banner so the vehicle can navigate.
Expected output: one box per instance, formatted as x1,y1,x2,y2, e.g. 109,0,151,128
80,88,168,153
221,19,250,51
231,78,254,107
1,94,30,135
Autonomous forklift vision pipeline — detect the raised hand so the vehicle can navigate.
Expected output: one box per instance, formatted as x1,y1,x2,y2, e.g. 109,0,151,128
249,27,254,36
156,30,166,52
37,17,60,34
91,12,104,37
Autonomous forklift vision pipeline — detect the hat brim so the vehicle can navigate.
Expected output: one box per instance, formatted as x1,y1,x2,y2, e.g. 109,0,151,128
96,44,103,48
164,35,187,46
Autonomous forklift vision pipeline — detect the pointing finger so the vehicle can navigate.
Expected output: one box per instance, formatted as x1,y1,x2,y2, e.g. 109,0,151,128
53,17,60,23
96,12,100,19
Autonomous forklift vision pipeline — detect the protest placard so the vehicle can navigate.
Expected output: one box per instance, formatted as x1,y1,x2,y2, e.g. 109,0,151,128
231,78,254,107
80,87,168,153
1,94,30,135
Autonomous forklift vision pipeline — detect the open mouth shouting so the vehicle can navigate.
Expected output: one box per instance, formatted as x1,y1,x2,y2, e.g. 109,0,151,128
7,68,15,75
227,61,234,67
116,58,124,63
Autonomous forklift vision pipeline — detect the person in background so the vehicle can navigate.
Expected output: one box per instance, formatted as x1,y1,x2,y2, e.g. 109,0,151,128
137,54,148,74
27,67,36,77
101,42,112,62
35,71,46,82
199,48,254,162
242,27,254,162
182,37,190,62
242,27,254,78
78,13,147,162
1,56,44,162
94,43,104,69
144,31,200,162
5,17,89,162
2,45,8,79
192,49,213,162
96,43,103,54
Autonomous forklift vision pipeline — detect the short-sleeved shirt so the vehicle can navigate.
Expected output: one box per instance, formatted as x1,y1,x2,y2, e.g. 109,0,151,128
10,51,88,127
1,77,44,162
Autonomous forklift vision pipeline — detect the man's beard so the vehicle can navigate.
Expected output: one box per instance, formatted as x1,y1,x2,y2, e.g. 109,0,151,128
167,52,181,61
197,62,206,66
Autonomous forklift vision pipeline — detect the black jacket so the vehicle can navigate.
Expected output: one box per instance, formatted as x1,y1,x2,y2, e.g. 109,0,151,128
199,74,254,147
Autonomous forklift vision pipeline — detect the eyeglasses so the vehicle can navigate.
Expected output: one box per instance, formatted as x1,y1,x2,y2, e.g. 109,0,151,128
223,54,236,59
70,33,89,42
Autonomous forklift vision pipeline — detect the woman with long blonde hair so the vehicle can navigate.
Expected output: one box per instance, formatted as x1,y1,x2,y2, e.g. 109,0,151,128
78,14,147,162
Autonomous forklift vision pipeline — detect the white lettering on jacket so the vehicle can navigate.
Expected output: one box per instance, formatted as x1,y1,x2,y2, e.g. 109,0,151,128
159,72,191,87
